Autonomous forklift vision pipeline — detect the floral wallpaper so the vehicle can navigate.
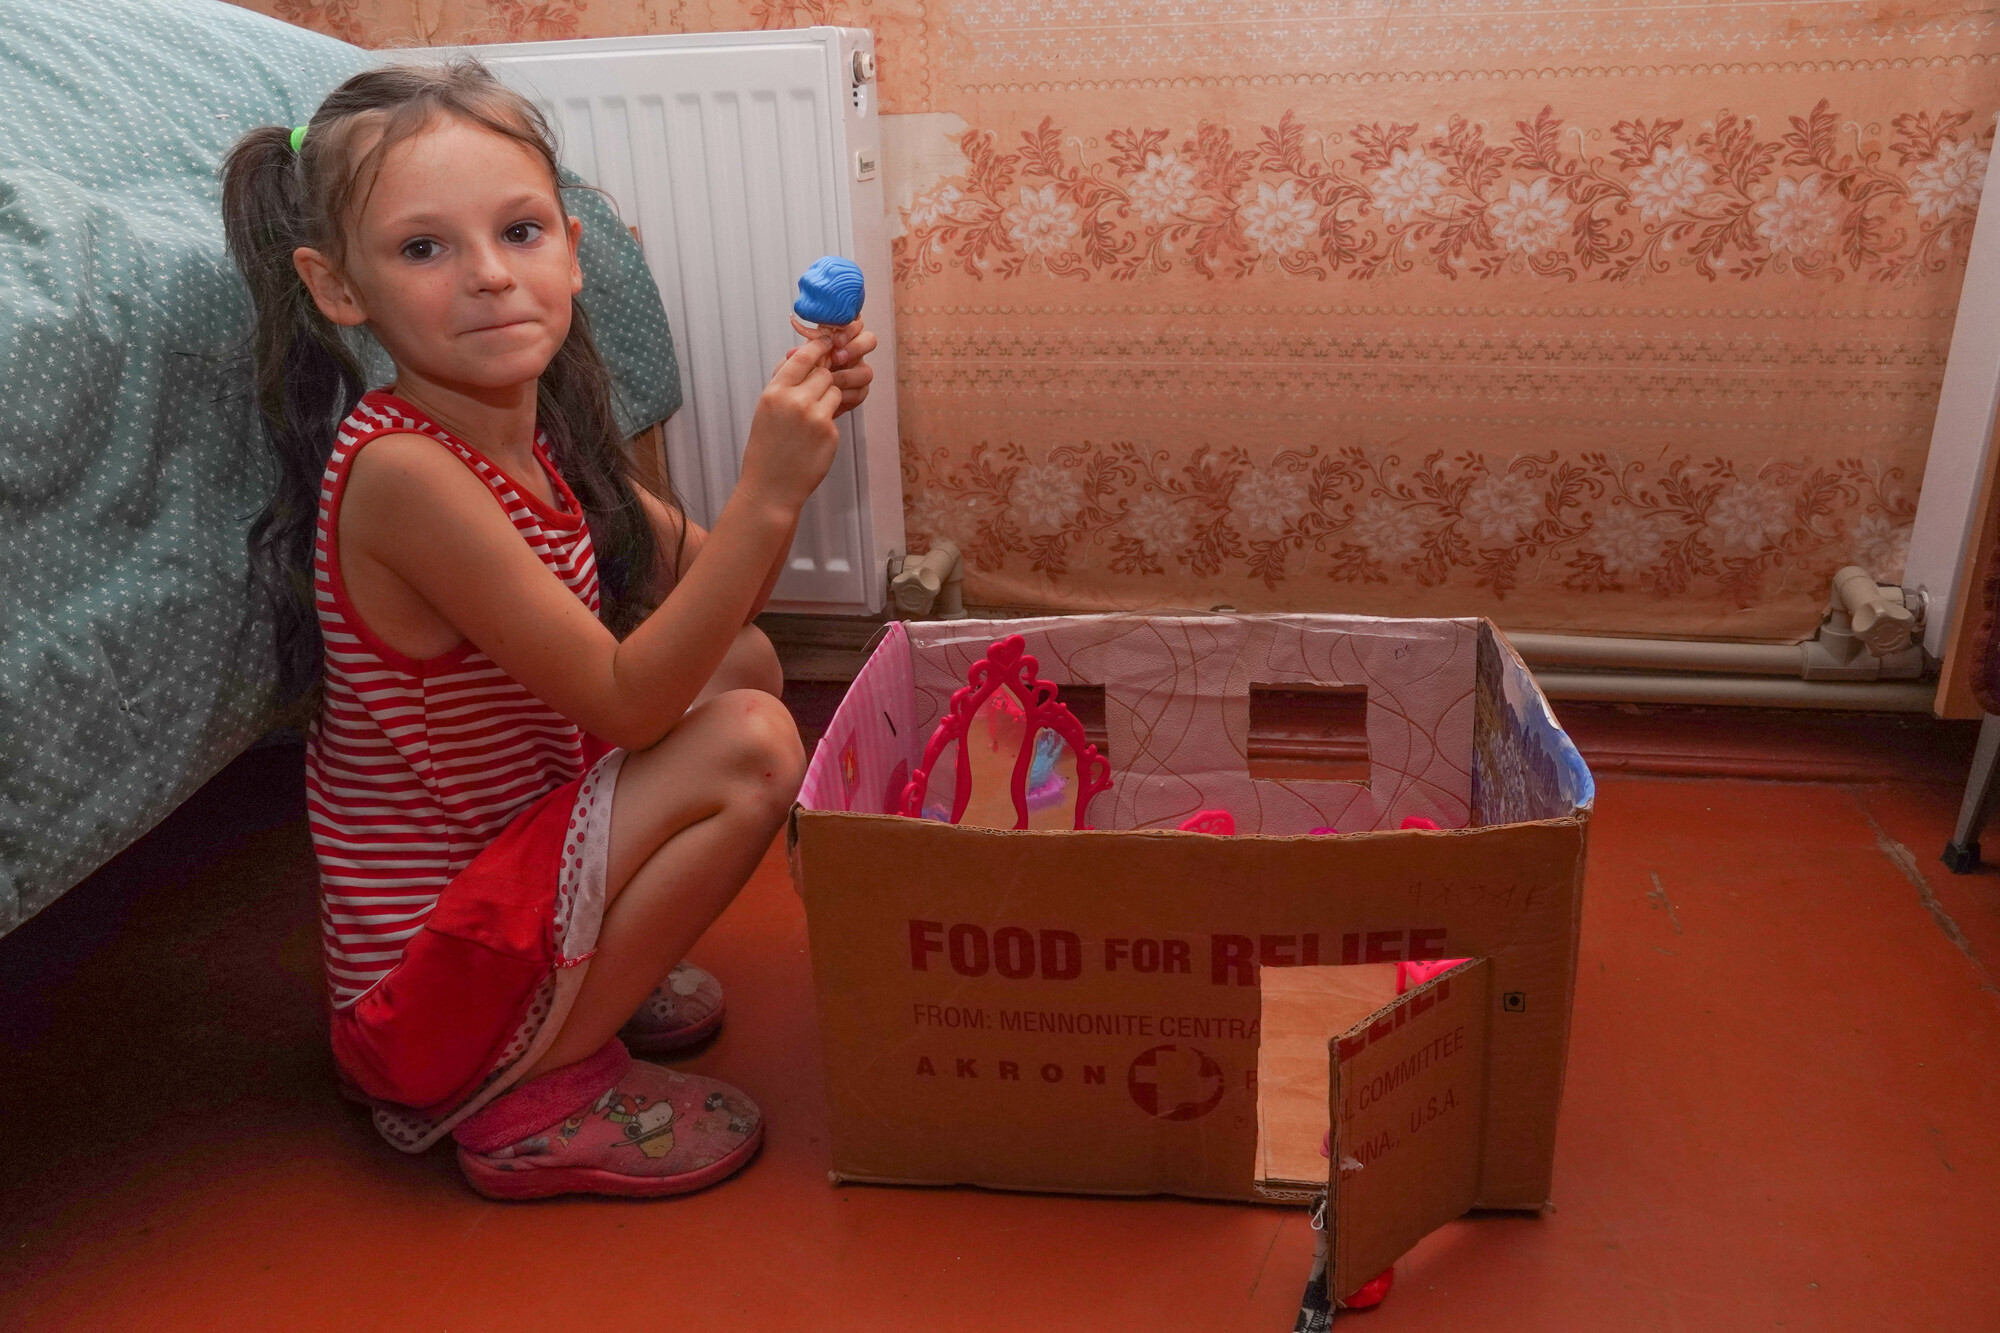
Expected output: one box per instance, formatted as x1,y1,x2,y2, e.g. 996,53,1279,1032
894,105,1986,286
233,0,2000,638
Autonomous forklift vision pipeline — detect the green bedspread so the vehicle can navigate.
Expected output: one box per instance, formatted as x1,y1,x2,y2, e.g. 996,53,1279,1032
0,0,682,935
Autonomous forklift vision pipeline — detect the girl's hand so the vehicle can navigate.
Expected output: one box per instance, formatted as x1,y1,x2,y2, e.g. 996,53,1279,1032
825,318,879,417
740,338,844,511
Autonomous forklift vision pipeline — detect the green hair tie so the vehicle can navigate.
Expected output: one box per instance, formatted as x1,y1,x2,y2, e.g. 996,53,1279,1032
289,123,309,154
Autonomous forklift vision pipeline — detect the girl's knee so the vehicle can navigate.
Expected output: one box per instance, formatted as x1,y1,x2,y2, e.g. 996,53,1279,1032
710,688,805,803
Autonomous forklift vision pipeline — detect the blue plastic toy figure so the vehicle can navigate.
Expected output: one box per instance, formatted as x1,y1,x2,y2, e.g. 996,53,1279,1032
792,255,865,332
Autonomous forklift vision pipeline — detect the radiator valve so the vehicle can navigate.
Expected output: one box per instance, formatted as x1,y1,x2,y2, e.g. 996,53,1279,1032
890,541,966,619
1828,565,1916,657
1799,565,1925,680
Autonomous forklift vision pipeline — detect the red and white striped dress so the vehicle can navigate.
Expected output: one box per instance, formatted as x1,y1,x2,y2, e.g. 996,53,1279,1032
307,391,623,1151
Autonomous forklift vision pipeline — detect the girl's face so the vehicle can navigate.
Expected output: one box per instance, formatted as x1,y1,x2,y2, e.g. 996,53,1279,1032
295,115,583,399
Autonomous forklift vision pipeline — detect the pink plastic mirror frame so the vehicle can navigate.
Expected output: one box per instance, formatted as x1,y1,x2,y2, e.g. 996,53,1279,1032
900,634,1114,830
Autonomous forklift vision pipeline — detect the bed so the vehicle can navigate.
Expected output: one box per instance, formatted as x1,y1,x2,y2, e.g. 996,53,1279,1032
0,0,684,936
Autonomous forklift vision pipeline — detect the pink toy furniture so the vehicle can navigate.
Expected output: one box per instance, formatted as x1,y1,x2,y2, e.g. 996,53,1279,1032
899,634,1113,830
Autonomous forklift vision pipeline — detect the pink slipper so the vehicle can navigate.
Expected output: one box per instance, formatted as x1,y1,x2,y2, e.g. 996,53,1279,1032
618,962,726,1053
454,1039,762,1200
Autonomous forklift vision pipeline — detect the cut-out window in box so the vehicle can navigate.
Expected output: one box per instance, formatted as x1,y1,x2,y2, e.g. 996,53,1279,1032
1248,684,1370,783
1055,683,1109,761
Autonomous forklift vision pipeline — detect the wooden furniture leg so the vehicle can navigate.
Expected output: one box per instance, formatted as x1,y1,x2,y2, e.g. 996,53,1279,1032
1944,712,2000,872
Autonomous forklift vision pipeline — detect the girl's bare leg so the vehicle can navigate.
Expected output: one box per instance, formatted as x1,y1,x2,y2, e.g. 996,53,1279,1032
521,685,804,1077
695,623,783,705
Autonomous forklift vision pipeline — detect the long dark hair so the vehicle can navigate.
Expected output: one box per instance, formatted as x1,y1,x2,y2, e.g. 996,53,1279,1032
221,58,668,713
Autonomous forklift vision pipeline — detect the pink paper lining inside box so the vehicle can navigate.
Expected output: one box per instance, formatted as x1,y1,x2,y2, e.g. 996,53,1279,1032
798,613,1484,835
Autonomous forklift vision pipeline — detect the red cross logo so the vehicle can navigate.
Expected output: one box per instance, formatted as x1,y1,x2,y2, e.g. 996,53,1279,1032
1126,1044,1226,1121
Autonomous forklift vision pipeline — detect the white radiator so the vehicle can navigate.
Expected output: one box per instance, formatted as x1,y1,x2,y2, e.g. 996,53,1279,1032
444,29,903,615
1907,113,2000,662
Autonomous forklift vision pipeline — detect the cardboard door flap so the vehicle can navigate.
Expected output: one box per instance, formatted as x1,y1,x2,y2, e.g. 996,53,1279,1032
1330,958,1491,1302
1256,960,1493,1302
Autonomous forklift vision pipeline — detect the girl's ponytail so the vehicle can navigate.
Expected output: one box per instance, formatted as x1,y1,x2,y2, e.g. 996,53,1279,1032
537,299,670,640
221,122,366,715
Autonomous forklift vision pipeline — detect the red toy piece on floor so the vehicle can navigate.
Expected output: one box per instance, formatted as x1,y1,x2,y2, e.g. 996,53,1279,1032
1343,1266,1396,1310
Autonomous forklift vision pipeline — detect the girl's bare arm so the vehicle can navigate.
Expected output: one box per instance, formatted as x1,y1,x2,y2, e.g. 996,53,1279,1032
636,316,877,619
637,494,793,626
344,341,842,751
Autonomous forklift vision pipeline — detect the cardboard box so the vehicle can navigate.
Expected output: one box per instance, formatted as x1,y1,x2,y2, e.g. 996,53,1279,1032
1256,960,1493,1302
790,613,1593,1206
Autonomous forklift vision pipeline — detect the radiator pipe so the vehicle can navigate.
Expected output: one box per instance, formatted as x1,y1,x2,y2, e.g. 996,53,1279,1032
1506,632,1804,677
1531,670,1936,712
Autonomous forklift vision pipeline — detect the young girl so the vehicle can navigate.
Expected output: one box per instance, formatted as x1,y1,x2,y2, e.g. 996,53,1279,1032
220,59,876,1200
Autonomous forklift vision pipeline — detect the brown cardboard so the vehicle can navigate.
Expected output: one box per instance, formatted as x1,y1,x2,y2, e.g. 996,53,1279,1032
791,614,1591,1206
1254,962,1403,1198
1254,961,1493,1300
1331,962,1491,1298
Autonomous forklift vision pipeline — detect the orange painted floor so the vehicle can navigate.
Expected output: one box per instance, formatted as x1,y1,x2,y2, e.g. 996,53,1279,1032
5,736,2000,1330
